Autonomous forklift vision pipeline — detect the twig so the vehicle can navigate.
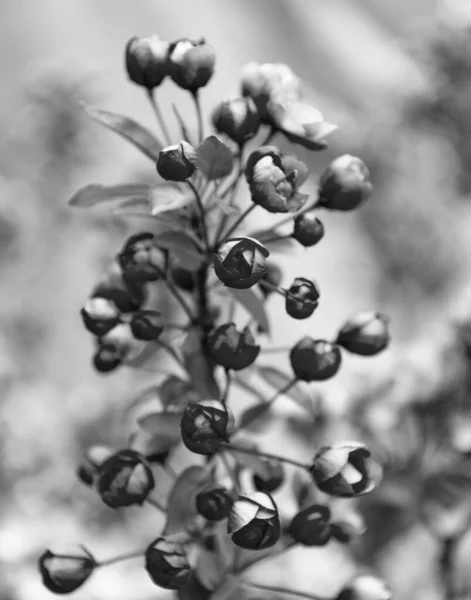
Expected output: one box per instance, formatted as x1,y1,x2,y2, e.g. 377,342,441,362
147,89,171,146
226,443,309,470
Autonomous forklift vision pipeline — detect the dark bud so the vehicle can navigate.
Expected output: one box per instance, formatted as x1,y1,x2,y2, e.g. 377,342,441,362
196,488,234,521
336,312,390,356
289,504,332,546
331,510,366,543
80,297,120,336
214,236,269,289
253,459,284,493
92,342,124,373
260,261,283,298
77,464,95,487
336,575,392,600
171,266,195,292
181,400,235,455
145,537,191,590
212,97,261,144
310,443,382,498
157,141,198,181
228,492,281,550
293,212,325,247
130,310,164,341
145,449,170,465
285,277,320,320
118,232,166,284
125,35,169,89
38,545,95,594
97,449,155,508
93,259,146,313
290,337,341,381
208,323,260,370
318,155,372,212
168,38,215,92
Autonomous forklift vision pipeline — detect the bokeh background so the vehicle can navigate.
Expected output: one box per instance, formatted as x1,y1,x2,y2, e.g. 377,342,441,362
3,0,471,598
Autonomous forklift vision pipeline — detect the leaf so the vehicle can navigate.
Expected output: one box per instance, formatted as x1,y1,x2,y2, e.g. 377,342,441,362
149,183,193,216
129,428,179,457
111,196,150,216
209,576,240,600
137,411,183,448
82,103,163,161
229,288,270,334
155,231,205,271
195,548,225,591
182,331,220,398
69,183,149,208
232,373,265,399
238,402,275,432
255,365,312,414
197,136,234,180
163,466,213,535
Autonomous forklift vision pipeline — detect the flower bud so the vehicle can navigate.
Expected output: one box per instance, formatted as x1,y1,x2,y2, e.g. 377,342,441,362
38,545,96,594
125,35,169,89
168,38,215,92
180,400,235,455
290,338,342,381
336,312,390,356
212,97,261,144
293,212,325,247
331,510,367,543
260,261,283,298
196,488,234,521
92,342,124,373
228,492,281,550
118,232,166,284
288,504,332,546
145,537,191,590
80,297,120,336
253,459,284,493
310,443,381,498
208,323,260,370
245,146,308,213
171,266,195,292
157,141,198,181
214,236,269,289
336,575,392,600
285,277,320,320
77,445,114,486
130,310,164,341
318,155,372,212
97,449,154,508
93,259,147,313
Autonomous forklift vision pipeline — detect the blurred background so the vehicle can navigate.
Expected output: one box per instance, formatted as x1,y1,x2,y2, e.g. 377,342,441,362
3,0,471,598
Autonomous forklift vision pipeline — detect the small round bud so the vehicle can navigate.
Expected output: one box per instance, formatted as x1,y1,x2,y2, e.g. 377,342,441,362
212,97,261,144
171,266,195,292
310,443,381,498
208,323,260,370
145,537,191,590
318,155,372,212
93,259,147,313
180,400,235,455
293,212,325,247
260,261,283,297
130,310,164,341
118,232,166,283
331,510,367,543
289,504,332,546
80,297,120,336
253,460,284,493
196,488,234,521
97,449,154,508
168,38,215,92
125,36,169,89
214,236,269,289
336,575,392,600
285,277,320,320
38,545,96,594
92,342,124,373
228,492,281,550
157,141,198,181
290,338,342,381
336,312,390,356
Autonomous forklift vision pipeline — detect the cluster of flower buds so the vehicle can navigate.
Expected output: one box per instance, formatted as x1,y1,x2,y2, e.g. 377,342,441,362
180,400,235,454
126,35,215,93
228,492,281,550
145,538,191,589
38,545,96,594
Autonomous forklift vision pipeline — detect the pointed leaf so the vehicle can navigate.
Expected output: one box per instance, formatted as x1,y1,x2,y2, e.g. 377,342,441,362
82,103,163,161
182,331,220,398
69,183,149,208
149,183,193,216
238,402,275,432
155,231,205,270
197,136,234,180
137,411,183,446
229,288,270,334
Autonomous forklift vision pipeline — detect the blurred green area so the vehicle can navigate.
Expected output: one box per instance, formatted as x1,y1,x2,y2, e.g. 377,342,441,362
2,1,471,599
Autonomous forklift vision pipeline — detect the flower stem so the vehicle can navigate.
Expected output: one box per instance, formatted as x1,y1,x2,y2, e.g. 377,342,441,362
221,368,232,406
187,180,209,250
162,276,195,322
261,346,291,354
97,549,145,568
220,451,240,493
225,442,309,470
440,537,458,600
262,233,293,245
258,279,286,297
192,90,204,144
147,89,171,146
218,204,256,246
243,581,329,600
259,126,277,147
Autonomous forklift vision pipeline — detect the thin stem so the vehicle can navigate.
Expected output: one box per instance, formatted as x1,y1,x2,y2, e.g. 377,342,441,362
440,537,458,600
162,277,195,322
260,198,320,240
193,90,204,144
187,180,209,250
218,204,256,246
221,368,232,406
259,126,277,147
262,233,292,245
261,346,291,354
225,443,309,470
243,581,328,600
97,549,144,568
220,451,240,493
147,89,171,146
258,279,286,297
172,102,192,144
